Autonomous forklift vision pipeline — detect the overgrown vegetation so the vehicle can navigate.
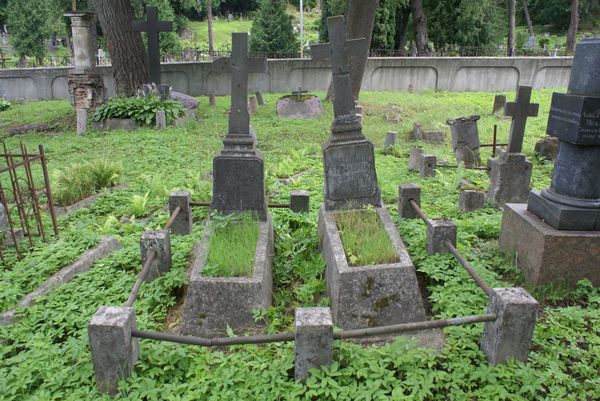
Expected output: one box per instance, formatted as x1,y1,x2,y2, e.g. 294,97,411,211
90,95,185,126
336,208,398,266
203,212,260,277
0,90,598,400
0,98,10,112
52,160,122,206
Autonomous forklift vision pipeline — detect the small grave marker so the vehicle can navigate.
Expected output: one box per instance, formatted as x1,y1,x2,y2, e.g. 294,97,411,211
505,86,539,153
291,87,308,102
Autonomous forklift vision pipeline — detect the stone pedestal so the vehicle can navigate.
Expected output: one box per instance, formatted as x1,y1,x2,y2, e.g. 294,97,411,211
499,203,600,286
294,307,333,382
486,153,532,206
68,69,106,110
447,115,481,167
168,191,192,235
140,230,171,282
408,146,424,171
460,190,485,212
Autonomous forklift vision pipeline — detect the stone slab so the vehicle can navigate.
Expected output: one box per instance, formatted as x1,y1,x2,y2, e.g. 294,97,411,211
499,203,600,286
486,153,532,206
180,214,274,336
318,206,427,329
276,96,324,119
171,91,198,109
534,136,559,161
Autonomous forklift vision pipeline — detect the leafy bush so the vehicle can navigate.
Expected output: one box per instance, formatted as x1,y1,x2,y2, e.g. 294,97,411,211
52,160,121,206
91,95,185,126
0,98,10,112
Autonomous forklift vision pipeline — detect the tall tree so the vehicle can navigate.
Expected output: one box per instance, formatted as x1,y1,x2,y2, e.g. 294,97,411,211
5,0,54,61
249,0,297,55
521,0,534,37
90,0,149,96
507,0,515,56
207,0,214,52
410,0,429,55
346,0,378,100
371,0,397,49
566,0,579,52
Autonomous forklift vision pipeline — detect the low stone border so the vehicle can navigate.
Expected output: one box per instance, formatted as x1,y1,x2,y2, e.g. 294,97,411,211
318,205,427,329
0,236,121,326
55,183,128,216
180,214,274,336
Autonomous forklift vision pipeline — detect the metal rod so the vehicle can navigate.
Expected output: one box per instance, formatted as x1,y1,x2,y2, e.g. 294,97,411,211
39,145,59,236
444,240,494,297
435,165,488,171
409,199,429,224
479,144,507,148
124,250,156,307
0,154,42,174
189,201,211,207
190,201,291,209
334,313,497,339
493,124,497,157
21,143,45,241
131,329,296,346
5,144,33,247
0,181,21,258
164,206,181,230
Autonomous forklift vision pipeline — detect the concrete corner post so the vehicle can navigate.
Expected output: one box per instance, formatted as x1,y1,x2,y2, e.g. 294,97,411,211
420,154,437,178
155,110,167,129
140,230,171,282
88,306,139,395
398,184,421,219
384,131,398,148
408,146,424,171
169,191,192,235
294,307,333,382
426,219,457,255
460,190,485,213
290,190,310,213
77,108,88,136
481,287,538,365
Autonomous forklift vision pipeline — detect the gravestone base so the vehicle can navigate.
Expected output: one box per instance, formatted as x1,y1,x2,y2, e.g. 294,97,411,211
499,203,600,286
527,190,600,230
212,148,267,220
180,214,274,336
486,153,532,206
323,136,381,210
318,206,427,329
276,96,324,119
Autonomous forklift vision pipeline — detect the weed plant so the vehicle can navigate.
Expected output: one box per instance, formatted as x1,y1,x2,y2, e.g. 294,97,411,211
336,208,398,266
203,213,259,277
0,98,10,112
53,160,121,206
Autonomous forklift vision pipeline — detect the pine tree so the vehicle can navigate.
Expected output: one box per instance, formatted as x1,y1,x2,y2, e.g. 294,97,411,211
5,0,54,60
371,0,399,49
249,0,297,55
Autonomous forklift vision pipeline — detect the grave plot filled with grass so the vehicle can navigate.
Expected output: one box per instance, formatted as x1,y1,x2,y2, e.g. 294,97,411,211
202,213,260,277
336,208,399,266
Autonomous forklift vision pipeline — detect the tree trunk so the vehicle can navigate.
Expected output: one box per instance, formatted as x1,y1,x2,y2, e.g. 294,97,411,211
90,0,149,96
207,0,214,53
410,0,429,55
521,0,534,37
566,0,579,53
507,0,515,56
72,0,77,11
395,5,411,51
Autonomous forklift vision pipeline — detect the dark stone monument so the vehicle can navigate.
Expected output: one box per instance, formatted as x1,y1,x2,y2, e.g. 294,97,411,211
209,32,268,220
311,16,381,210
447,115,481,167
499,38,600,287
133,7,172,96
487,86,539,206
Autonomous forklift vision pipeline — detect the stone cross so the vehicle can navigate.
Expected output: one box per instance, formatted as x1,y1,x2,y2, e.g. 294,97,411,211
505,86,539,153
210,32,267,137
292,87,307,102
133,7,172,85
311,16,366,118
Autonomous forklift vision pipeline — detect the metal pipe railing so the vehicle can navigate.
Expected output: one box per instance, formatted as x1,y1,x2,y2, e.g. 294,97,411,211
409,199,429,224
190,201,291,209
164,206,181,230
124,250,156,307
444,240,494,297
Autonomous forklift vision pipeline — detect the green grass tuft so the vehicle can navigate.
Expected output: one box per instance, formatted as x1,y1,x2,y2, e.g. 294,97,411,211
203,213,259,277
336,208,398,266
53,159,121,206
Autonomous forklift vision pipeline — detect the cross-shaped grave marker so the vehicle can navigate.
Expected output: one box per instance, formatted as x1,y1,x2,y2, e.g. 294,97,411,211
133,7,172,85
505,86,539,153
311,16,367,118
291,87,308,102
210,32,267,139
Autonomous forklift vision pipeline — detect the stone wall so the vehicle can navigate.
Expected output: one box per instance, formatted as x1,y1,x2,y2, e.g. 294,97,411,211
0,57,572,101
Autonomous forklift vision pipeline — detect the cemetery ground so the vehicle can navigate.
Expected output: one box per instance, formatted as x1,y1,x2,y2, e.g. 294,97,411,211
0,89,599,400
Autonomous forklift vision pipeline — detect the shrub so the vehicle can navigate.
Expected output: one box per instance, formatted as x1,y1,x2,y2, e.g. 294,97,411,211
52,160,121,206
249,0,298,55
0,98,10,112
91,94,185,126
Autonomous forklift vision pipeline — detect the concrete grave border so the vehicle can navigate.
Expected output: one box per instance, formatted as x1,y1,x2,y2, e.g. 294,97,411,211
318,205,427,329
180,213,274,336
55,183,128,216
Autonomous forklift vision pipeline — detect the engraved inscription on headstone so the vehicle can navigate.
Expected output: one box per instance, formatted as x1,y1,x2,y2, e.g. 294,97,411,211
324,144,378,202
547,93,600,145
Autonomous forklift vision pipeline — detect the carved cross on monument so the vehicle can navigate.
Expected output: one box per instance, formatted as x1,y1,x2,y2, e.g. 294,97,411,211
291,87,308,102
505,86,539,153
311,16,366,119
210,32,267,140
133,7,172,85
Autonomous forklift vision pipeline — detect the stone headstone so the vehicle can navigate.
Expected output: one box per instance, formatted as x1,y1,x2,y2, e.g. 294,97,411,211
248,95,259,115
408,146,424,171
155,110,166,128
493,94,506,115
447,115,481,167
171,91,198,110
76,108,88,135
384,131,397,148
133,7,173,85
528,38,600,230
505,86,539,153
208,93,216,106
311,16,381,210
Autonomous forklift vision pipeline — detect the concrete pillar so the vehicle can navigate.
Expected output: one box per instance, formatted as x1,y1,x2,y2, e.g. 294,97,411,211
255,91,265,106
426,219,457,255
88,306,139,395
290,190,310,213
168,191,192,235
398,184,421,219
65,11,97,70
460,190,485,212
77,108,88,136
294,307,333,382
420,154,437,178
140,230,171,282
408,146,424,171
155,110,167,129
248,95,259,114
481,288,538,365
